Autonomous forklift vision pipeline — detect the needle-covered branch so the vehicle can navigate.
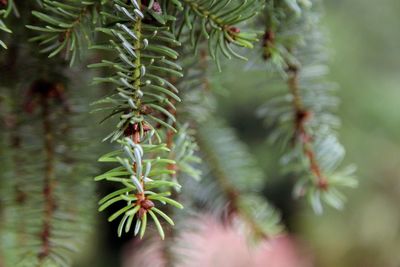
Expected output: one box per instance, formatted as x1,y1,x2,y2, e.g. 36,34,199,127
27,0,102,65
92,0,188,239
258,0,357,213
171,0,263,69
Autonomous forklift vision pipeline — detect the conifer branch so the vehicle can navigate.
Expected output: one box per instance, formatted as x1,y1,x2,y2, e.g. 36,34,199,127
93,0,186,239
38,83,56,262
258,0,357,213
0,74,97,266
287,64,328,189
27,0,100,65
171,0,263,69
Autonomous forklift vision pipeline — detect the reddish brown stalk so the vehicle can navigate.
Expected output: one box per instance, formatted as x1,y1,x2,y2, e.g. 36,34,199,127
262,29,275,60
22,80,66,263
287,65,329,190
38,87,56,262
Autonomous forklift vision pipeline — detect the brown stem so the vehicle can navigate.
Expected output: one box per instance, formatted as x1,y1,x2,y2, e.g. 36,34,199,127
287,65,328,190
38,93,56,263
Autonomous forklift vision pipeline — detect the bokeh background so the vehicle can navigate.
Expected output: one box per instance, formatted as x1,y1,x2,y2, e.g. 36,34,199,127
65,0,400,266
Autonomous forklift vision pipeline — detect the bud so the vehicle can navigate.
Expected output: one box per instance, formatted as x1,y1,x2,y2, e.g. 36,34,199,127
228,27,240,34
317,178,329,191
141,199,155,210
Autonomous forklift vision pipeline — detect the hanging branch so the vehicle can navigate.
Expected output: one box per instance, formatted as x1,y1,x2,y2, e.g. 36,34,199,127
287,64,328,190
27,0,101,65
258,0,357,213
0,71,97,266
93,0,185,240
171,0,263,69
37,81,56,261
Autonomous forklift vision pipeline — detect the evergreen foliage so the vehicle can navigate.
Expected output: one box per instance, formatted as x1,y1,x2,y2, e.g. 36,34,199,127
0,0,357,266
258,0,357,213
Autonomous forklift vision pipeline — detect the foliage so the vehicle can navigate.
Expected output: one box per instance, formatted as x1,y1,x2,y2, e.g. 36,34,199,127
0,0,357,266
27,0,101,66
257,0,357,213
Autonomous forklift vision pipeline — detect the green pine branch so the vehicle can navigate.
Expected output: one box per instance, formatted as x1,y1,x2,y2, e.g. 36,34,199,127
258,0,357,213
27,0,101,65
92,0,188,240
171,0,263,69
0,79,96,267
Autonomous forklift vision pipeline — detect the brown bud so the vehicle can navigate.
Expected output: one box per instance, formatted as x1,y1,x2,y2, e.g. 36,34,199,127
167,163,176,171
296,110,312,123
262,30,275,45
141,199,155,210
317,178,329,191
229,26,241,34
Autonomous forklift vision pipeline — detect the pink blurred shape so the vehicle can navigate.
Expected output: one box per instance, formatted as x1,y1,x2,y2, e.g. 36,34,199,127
123,215,313,267
176,216,312,267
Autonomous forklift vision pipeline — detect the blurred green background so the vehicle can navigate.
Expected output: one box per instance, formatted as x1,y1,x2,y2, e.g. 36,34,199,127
218,0,400,266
